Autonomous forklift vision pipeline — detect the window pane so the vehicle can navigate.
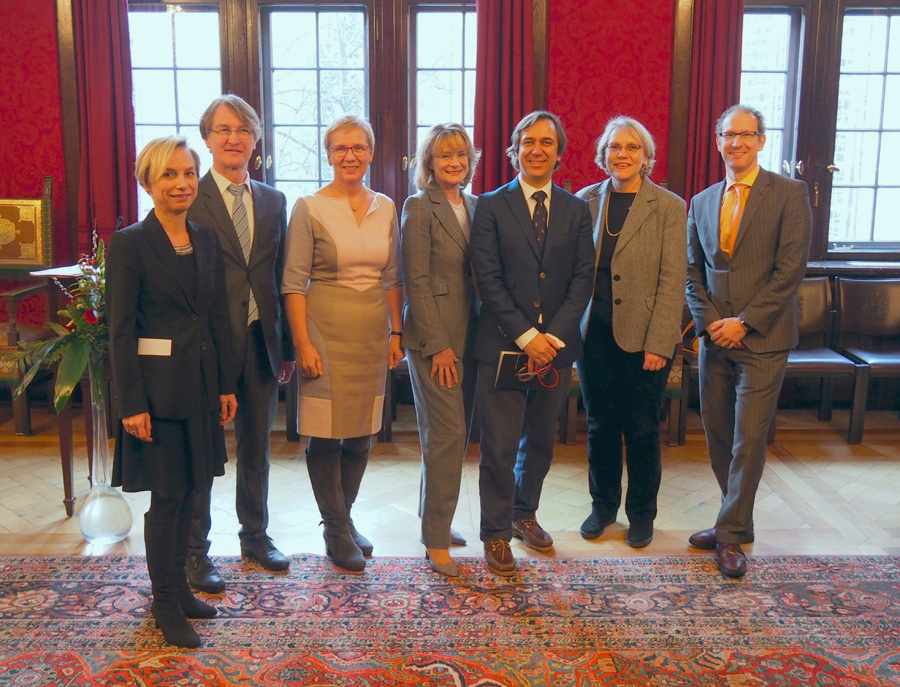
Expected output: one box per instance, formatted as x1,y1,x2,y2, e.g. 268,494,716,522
274,126,320,181
759,129,782,173
836,75,885,129
464,70,476,127
174,12,220,68
742,14,791,71
878,132,900,185
273,70,319,125
418,12,463,68
874,188,900,240
740,73,786,128
888,16,900,72
176,70,223,123
129,12,173,68
417,70,462,125
280,182,321,211
841,15,888,72
178,126,213,177
270,12,318,68
319,12,365,69
829,187,875,243
320,70,366,123
133,70,176,123
465,12,477,69
884,75,900,130
834,131,880,186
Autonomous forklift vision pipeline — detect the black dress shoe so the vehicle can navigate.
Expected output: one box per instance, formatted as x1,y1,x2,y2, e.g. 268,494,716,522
580,511,616,540
241,536,290,571
626,521,653,548
716,543,748,578
186,554,225,594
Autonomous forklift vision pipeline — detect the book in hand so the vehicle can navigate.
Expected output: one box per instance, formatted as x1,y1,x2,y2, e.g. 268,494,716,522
494,351,551,390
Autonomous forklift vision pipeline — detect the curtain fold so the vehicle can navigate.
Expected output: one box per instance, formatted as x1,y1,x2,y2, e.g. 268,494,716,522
472,0,535,195
684,0,744,202
73,0,137,254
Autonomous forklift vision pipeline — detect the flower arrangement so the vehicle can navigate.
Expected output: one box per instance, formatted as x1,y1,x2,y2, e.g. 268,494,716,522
10,231,108,413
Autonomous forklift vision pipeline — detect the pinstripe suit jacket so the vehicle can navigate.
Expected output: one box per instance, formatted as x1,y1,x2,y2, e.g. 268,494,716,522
577,178,687,358
685,168,812,353
400,182,478,358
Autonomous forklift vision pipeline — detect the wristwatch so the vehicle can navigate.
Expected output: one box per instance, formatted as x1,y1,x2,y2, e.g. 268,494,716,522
740,320,751,332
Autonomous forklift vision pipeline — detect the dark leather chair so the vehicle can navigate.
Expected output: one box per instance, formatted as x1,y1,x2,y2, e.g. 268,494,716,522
768,277,868,444
834,277,900,442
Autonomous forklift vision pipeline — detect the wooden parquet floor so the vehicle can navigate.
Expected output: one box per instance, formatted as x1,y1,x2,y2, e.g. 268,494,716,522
0,402,898,559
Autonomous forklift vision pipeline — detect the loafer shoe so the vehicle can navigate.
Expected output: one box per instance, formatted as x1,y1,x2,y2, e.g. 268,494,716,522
450,529,467,546
580,511,616,540
241,536,290,571
716,543,748,578
626,521,653,548
186,554,225,594
512,518,554,552
484,539,516,576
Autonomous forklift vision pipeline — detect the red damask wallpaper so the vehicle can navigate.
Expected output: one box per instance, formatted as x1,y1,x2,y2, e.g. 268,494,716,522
548,0,676,194
0,0,69,323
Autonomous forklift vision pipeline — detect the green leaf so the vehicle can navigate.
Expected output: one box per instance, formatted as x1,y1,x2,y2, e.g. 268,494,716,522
10,338,62,399
54,341,91,413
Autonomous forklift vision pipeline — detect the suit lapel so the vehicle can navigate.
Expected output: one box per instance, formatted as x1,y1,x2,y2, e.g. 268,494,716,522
542,184,568,259
702,180,728,260
143,212,198,312
614,179,655,254
248,179,271,266
427,183,468,254
503,178,542,261
731,169,770,256
199,172,245,265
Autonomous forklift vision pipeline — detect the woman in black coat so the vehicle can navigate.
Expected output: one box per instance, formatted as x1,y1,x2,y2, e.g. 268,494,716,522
107,135,237,648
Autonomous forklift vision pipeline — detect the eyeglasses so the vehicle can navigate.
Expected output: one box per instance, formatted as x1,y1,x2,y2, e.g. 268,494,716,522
717,131,761,142
209,127,254,140
435,152,468,162
330,144,370,158
607,143,642,154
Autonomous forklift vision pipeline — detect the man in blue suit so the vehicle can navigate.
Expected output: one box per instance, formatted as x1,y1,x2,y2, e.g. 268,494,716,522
470,111,594,575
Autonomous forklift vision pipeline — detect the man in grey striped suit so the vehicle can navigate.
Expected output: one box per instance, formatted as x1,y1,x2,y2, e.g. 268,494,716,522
685,104,811,578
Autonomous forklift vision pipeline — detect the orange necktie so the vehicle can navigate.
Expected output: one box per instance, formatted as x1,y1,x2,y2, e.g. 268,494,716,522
719,183,747,256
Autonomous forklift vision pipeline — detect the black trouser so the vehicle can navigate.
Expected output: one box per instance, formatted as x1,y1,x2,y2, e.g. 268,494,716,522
577,324,671,525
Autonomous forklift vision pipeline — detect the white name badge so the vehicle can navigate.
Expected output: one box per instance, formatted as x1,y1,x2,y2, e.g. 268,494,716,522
137,338,173,356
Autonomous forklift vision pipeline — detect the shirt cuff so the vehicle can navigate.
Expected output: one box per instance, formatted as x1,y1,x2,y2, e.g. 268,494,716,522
546,333,566,348
515,327,540,350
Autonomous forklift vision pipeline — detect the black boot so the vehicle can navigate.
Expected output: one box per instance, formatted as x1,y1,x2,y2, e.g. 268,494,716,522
145,512,201,648
340,436,374,557
306,440,366,572
174,495,217,619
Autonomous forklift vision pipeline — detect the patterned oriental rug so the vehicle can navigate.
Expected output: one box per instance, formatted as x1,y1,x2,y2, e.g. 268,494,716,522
0,555,898,686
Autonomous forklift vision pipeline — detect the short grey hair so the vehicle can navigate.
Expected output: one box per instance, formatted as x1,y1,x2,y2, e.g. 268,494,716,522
593,116,657,178
323,114,375,154
505,110,567,172
716,104,767,135
199,94,262,141
414,123,481,191
135,135,200,191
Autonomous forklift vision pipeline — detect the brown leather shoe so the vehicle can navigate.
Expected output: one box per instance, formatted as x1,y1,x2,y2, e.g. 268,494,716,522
688,528,718,550
716,543,748,578
512,518,553,552
484,539,516,576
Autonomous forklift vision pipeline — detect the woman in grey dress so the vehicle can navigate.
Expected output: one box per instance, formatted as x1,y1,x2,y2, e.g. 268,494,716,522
401,123,479,577
283,115,403,572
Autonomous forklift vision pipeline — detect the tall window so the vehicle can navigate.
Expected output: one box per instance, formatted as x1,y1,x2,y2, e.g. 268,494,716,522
128,5,221,217
743,2,900,259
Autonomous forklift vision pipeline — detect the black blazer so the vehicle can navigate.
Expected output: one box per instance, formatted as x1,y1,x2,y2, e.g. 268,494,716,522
470,177,595,368
107,211,236,420
188,173,293,376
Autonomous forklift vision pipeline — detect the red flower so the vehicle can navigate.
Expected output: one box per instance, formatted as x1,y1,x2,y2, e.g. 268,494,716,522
65,320,75,332
84,310,99,325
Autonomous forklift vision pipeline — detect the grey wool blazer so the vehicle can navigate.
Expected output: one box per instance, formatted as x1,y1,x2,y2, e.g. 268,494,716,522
577,178,687,358
685,168,812,353
400,181,478,358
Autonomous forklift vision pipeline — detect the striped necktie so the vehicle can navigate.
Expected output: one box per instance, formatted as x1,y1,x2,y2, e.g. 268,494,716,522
227,183,258,324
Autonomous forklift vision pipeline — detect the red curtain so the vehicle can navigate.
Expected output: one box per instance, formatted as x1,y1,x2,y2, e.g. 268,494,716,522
472,0,535,195
684,0,744,202
73,0,137,255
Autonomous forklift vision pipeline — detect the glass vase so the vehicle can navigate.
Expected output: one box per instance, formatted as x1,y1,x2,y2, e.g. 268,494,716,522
79,351,133,544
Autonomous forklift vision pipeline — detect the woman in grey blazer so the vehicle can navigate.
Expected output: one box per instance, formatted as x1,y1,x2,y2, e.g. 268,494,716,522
401,123,479,577
575,117,687,549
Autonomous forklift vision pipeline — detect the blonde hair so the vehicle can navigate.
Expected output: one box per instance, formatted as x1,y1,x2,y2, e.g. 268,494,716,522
323,114,375,154
135,136,201,191
414,123,481,191
593,116,657,178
